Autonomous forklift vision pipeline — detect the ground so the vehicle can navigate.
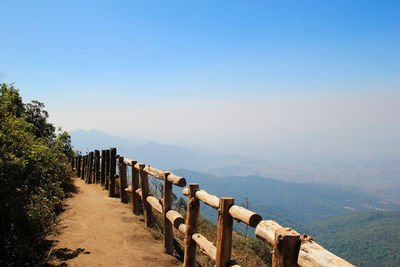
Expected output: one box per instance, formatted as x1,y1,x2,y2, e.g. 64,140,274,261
46,177,181,266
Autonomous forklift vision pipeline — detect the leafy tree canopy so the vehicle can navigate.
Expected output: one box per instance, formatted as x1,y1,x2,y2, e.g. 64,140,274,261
0,82,74,265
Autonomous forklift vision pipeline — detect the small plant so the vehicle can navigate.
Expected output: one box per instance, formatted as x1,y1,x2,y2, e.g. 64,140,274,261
241,197,250,237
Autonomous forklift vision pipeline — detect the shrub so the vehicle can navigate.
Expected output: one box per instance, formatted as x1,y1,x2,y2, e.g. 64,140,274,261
0,83,73,264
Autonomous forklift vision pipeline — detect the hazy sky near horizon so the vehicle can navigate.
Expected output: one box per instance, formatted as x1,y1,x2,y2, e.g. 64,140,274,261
1,1,399,159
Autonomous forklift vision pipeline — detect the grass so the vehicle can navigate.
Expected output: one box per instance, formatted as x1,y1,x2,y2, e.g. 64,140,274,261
144,208,272,266
139,177,273,266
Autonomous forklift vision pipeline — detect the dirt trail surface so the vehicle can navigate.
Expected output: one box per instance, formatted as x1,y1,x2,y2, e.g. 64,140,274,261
47,177,181,266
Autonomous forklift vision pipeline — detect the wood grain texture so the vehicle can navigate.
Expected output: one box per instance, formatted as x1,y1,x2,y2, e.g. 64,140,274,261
229,205,262,227
273,227,300,267
183,184,200,267
118,157,128,203
108,148,116,197
192,233,217,262
216,198,234,267
163,172,174,255
139,166,153,227
130,160,140,215
100,150,106,186
166,210,185,229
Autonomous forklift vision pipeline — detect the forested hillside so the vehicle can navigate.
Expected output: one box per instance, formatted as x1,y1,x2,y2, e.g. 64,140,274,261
0,83,74,265
307,211,400,267
172,169,399,231
172,169,400,266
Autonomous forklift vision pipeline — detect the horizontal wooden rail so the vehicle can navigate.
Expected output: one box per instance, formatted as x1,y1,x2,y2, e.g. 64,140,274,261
147,195,163,214
123,157,144,170
183,188,219,209
192,233,217,262
178,223,186,234
143,165,186,187
136,188,142,197
255,220,355,267
229,205,261,227
125,185,132,192
166,210,185,229
183,188,261,227
255,220,282,246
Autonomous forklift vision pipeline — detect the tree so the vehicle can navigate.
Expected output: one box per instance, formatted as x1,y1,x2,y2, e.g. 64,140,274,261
0,82,72,264
24,100,55,139
0,83,24,117
175,197,187,213
55,128,74,159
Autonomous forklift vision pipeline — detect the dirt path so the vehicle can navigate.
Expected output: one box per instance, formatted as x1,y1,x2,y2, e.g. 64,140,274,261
47,177,181,266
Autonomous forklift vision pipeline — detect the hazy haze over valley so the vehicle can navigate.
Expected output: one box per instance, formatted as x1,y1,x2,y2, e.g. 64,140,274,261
71,129,400,202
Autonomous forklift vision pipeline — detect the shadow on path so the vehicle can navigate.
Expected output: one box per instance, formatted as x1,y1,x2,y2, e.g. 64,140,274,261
53,247,90,260
45,247,90,266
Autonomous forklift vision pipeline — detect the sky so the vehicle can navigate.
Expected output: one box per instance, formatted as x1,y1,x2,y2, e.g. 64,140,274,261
1,0,399,159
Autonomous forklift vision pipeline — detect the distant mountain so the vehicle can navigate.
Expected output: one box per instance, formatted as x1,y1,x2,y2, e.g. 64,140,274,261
70,129,148,153
70,129,400,201
69,129,271,174
306,211,400,267
170,169,400,233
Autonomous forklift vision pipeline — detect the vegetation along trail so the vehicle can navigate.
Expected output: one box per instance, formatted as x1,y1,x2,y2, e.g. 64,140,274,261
47,177,180,266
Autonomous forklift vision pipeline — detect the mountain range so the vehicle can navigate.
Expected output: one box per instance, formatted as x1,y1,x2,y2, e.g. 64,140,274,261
70,129,400,266
70,129,400,202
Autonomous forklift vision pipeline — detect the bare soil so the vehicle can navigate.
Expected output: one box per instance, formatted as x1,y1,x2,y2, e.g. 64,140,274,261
46,177,181,266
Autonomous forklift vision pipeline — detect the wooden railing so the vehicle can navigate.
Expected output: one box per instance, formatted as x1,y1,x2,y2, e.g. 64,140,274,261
71,149,354,267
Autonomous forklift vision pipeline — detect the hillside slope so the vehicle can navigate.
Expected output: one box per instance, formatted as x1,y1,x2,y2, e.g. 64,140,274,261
307,211,400,267
171,169,400,232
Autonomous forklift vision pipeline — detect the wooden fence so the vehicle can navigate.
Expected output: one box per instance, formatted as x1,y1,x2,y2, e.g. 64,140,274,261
71,149,354,267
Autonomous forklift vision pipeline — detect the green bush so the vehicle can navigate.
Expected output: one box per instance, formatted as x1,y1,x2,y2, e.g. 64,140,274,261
0,83,73,264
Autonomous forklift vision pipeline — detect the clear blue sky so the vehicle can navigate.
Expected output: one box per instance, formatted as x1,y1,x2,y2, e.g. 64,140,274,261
1,0,399,158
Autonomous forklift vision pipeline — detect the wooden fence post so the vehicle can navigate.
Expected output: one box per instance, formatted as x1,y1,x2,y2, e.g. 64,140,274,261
163,171,173,255
118,157,129,203
216,197,234,267
91,152,95,183
86,153,90,183
94,150,100,184
139,164,153,227
105,149,110,189
101,150,106,186
77,155,82,177
130,160,140,215
109,148,117,197
83,156,86,179
272,228,301,267
86,154,90,182
82,155,89,182
87,152,94,184
183,184,200,267
81,155,86,179
90,152,95,184
85,154,88,182
86,155,89,181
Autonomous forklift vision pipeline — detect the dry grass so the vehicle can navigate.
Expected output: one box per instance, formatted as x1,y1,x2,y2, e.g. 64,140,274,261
147,210,272,266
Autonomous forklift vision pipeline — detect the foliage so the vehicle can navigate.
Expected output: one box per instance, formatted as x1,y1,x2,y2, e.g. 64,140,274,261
24,100,55,139
307,211,400,267
0,83,73,265
172,169,400,235
144,173,271,266
170,169,400,265
195,215,272,267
